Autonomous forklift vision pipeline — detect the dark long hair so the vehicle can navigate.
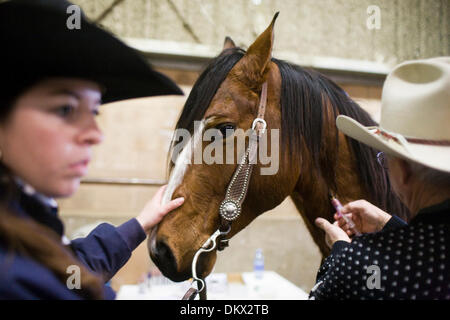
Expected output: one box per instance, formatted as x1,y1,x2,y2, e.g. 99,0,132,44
171,47,409,220
174,48,245,137
0,91,105,299
273,60,409,220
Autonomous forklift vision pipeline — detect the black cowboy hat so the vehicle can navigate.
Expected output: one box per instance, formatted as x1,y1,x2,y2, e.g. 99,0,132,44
0,0,183,104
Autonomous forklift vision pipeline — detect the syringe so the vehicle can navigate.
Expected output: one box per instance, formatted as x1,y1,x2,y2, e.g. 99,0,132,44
330,196,362,237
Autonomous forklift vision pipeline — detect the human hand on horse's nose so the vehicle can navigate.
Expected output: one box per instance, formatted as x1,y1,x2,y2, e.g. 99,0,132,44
315,218,351,248
335,200,391,235
136,185,185,234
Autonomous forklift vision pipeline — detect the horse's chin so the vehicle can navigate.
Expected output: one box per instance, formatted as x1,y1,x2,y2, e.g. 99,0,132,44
161,268,192,283
168,255,216,282
154,260,216,283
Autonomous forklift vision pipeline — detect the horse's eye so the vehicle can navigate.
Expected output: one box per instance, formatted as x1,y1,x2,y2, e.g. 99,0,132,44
217,124,235,138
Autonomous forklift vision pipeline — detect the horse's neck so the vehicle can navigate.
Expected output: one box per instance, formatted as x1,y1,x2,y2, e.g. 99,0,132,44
332,130,370,202
290,130,367,256
290,169,331,256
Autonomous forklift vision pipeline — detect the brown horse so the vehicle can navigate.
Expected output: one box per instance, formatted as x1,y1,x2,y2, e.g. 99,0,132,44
148,14,409,282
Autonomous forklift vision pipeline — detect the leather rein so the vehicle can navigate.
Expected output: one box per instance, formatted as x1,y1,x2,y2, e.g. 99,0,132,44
182,82,268,300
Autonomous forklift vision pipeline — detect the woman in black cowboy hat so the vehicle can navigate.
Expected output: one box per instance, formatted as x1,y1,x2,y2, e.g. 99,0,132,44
0,0,184,299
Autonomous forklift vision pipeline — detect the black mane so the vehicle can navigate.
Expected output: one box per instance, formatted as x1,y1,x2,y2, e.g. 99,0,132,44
173,48,245,137
172,47,409,221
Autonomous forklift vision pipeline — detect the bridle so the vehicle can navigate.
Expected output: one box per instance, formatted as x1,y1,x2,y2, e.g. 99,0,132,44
182,82,268,300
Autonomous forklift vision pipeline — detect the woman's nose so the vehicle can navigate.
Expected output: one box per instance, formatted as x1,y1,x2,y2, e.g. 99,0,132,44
77,116,104,146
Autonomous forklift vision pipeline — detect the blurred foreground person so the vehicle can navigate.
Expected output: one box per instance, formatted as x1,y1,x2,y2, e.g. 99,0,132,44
0,0,184,299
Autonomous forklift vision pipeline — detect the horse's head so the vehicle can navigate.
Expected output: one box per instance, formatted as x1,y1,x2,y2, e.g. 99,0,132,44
148,14,297,281
148,12,410,282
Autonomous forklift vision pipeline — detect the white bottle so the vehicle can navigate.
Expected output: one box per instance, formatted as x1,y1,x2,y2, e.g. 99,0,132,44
253,248,264,280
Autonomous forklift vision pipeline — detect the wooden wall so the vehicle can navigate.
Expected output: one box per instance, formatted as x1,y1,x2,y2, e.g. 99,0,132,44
58,68,382,293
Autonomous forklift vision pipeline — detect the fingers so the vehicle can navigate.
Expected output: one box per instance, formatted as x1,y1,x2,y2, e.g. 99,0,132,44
157,183,184,214
315,217,332,232
341,200,361,214
158,184,168,194
334,212,345,226
342,199,370,214
315,217,351,247
161,197,185,215
315,218,333,248
334,212,353,227
154,185,168,203
340,203,353,214
137,187,184,233
148,185,168,207
332,214,355,236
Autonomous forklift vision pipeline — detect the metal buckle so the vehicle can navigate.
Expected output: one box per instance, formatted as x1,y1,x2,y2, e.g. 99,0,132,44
219,199,241,221
190,226,232,295
251,118,267,134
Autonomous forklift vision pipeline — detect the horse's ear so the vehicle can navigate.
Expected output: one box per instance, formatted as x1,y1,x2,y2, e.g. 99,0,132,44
239,12,279,87
223,36,236,51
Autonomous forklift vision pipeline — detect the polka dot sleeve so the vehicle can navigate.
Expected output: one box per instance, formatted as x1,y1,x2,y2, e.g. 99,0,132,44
309,220,450,300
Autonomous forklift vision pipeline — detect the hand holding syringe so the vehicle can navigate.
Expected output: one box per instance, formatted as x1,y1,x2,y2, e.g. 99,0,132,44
330,196,362,237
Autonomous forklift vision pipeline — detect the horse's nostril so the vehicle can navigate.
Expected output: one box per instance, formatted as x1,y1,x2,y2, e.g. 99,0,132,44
152,240,178,275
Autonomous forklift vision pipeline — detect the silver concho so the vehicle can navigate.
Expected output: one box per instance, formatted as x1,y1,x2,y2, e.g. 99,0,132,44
219,199,241,221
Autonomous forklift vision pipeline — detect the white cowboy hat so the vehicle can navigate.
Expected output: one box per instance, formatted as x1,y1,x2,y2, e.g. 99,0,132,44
336,57,450,173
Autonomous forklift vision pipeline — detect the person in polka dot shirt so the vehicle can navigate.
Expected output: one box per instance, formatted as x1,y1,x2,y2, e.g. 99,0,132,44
309,57,450,300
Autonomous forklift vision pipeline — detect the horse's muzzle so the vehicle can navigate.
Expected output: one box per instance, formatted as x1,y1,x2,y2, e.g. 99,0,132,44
148,235,190,282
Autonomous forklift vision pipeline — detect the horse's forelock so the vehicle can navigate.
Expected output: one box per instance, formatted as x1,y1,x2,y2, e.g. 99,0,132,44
168,48,245,170
163,120,205,205
175,49,246,134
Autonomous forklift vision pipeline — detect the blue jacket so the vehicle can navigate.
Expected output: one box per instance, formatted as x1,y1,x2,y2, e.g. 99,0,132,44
0,183,147,299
